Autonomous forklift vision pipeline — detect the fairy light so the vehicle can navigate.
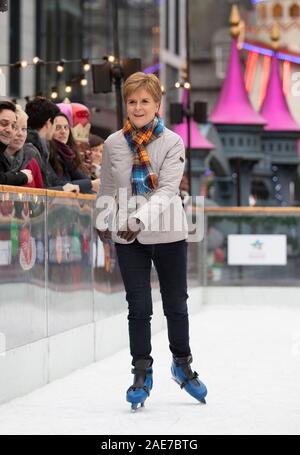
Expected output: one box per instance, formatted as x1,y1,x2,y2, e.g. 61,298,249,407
56,60,65,73
16,60,28,68
80,76,88,86
82,58,91,72
51,87,58,99
65,82,72,93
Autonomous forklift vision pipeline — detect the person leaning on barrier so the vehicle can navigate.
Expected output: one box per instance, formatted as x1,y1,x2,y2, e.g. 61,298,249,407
5,105,43,188
95,72,207,410
25,97,79,194
89,133,104,179
0,101,32,186
48,112,100,194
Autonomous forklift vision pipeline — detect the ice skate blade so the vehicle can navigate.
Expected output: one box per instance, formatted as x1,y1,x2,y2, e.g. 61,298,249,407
172,376,207,404
130,402,145,412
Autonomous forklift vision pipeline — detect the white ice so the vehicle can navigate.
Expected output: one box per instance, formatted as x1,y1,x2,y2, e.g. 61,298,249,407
0,301,299,435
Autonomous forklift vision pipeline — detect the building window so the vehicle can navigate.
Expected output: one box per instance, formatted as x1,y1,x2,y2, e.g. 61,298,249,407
165,0,169,50
174,0,180,55
9,0,21,97
215,43,231,79
258,4,267,20
290,3,300,18
273,3,283,18
239,137,244,147
36,0,84,99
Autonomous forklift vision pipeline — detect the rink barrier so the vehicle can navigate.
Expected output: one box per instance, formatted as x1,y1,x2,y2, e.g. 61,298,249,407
1,185,299,404
204,206,300,286
0,186,203,404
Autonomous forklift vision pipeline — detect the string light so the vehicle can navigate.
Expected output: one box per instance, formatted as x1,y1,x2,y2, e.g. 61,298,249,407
183,81,191,89
56,60,65,73
82,58,91,72
33,56,40,64
175,81,181,89
80,76,88,86
65,82,72,93
51,86,58,99
15,60,28,68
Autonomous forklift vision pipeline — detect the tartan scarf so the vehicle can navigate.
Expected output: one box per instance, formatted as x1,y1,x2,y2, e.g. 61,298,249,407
123,115,164,195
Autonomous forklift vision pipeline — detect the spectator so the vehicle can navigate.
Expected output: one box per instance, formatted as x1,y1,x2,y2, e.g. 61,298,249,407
57,99,93,177
25,97,79,193
5,105,43,188
89,134,104,179
49,113,100,193
0,101,32,186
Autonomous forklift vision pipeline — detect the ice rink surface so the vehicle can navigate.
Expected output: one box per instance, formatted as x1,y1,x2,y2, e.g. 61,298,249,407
0,301,299,435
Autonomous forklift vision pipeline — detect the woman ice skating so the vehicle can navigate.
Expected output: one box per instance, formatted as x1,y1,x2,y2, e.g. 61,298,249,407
95,72,207,411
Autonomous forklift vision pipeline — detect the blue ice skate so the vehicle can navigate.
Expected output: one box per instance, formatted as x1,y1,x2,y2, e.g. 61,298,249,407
171,355,207,404
126,359,153,412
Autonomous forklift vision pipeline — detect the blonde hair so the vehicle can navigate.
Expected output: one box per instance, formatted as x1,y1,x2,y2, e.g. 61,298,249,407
15,104,28,122
123,72,162,104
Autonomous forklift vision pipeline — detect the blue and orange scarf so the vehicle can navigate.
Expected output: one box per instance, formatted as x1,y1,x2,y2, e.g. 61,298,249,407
123,115,164,195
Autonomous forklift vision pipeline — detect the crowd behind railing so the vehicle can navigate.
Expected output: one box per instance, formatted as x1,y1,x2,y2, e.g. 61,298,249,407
0,98,103,195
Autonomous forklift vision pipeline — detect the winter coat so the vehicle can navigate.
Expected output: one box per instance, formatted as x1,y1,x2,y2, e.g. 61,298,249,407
0,141,28,186
94,127,188,244
49,140,93,193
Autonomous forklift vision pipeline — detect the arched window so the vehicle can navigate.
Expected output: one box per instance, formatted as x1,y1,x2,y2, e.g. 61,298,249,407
290,3,300,18
258,4,267,20
273,3,283,18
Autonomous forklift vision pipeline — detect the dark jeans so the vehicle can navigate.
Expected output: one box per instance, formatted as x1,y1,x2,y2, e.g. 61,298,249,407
115,239,191,364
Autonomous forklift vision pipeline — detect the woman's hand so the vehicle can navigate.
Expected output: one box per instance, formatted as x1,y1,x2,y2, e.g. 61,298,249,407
91,178,100,193
63,183,80,193
117,218,143,242
97,229,112,242
21,169,33,184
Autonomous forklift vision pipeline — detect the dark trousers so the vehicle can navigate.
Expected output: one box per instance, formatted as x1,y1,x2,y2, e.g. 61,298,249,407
115,239,191,364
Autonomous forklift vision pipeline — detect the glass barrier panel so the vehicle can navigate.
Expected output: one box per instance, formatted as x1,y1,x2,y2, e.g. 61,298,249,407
0,190,47,350
47,194,94,335
205,209,300,286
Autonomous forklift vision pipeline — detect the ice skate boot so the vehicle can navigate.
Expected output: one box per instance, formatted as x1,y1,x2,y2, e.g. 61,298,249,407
171,355,207,404
126,359,153,411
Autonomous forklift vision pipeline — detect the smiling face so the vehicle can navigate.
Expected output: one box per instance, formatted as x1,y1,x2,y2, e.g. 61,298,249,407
52,115,70,144
0,109,17,145
9,116,27,152
91,144,103,165
126,88,159,129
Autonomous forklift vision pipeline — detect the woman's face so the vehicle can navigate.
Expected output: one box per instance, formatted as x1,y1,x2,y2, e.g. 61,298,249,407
9,116,27,152
126,88,159,129
91,144,103,165
53,116,70,144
